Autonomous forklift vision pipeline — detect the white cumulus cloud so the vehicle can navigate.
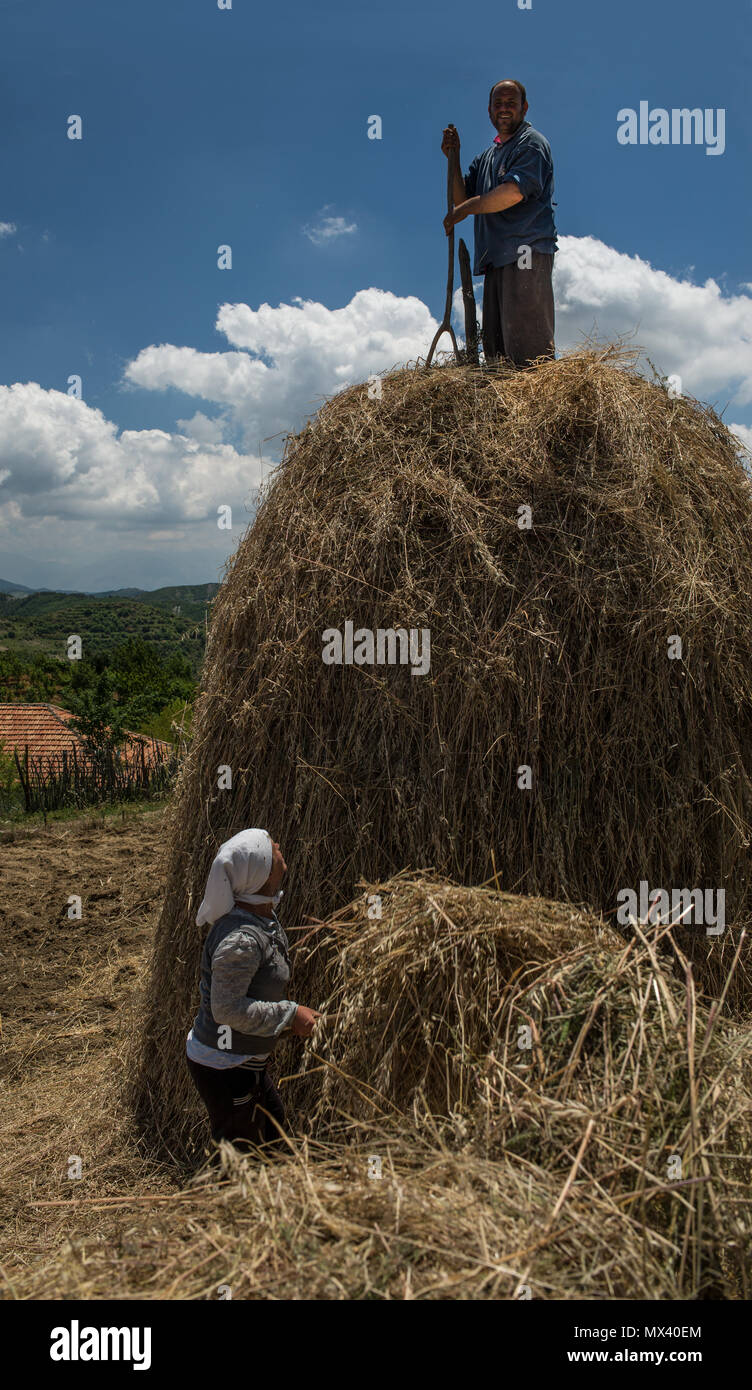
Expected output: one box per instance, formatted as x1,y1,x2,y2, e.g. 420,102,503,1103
126,288,437,448
0,382,266,526
553,235,752,406
3,235,752,587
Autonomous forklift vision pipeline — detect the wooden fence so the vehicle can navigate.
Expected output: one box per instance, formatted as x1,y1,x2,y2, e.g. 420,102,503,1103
12,738,180,814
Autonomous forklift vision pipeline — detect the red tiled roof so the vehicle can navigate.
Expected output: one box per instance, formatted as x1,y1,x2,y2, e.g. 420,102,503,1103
0,704,172,770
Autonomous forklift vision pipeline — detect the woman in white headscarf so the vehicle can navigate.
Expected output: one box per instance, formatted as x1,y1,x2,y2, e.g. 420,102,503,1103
186,828,320,1152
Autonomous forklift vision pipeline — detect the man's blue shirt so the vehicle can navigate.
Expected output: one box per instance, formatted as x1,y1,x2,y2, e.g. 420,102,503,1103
464,121,558,274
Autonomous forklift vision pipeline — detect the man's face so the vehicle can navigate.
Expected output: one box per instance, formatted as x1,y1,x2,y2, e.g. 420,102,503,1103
489,82,528,139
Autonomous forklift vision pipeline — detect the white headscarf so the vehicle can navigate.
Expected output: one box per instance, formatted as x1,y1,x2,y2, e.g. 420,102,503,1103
196,828,283,927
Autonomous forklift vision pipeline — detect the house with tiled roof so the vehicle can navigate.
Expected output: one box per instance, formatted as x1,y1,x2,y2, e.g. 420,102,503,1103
0,703,172,773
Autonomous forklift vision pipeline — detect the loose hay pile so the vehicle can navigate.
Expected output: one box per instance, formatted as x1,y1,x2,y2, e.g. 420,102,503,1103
131,345,752,1152
289,875,752,1297
296,872,628,1126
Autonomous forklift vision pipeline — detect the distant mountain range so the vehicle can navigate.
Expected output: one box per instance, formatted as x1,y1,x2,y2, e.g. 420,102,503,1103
0,578,218,598
0,579,39,594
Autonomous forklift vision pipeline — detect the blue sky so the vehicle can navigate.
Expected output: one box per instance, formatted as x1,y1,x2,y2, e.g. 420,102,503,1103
1,0,751,590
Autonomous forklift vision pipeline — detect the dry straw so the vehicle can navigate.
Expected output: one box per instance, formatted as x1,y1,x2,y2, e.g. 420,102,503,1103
10,871,749,1300
128,345,752,1154
290,874,752,1297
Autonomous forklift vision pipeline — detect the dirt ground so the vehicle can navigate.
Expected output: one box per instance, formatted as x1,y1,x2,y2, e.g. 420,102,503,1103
0,808,165,1059
0,807,181,1296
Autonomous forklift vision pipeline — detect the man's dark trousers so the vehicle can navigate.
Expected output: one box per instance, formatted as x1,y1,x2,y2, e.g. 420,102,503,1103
482,251,555,367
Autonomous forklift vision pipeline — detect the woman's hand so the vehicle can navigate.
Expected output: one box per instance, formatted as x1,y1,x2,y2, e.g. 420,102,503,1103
292,1004,323,1038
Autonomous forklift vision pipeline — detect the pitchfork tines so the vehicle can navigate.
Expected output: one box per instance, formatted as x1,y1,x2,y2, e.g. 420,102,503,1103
425,137,462,368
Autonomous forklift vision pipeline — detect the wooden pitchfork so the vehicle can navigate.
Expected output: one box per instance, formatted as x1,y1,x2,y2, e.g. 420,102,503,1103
425,128,462,368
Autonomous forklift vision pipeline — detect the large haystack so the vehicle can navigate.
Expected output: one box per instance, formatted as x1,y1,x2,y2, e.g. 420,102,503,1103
131,345,752,1147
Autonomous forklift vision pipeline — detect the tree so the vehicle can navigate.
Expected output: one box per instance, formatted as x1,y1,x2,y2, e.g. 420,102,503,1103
110,637,196,731
67,668,126,755
138,696,193,746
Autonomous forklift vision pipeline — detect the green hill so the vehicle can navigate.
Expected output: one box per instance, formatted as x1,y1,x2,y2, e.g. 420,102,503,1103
0,583,218,667
0,583,220,713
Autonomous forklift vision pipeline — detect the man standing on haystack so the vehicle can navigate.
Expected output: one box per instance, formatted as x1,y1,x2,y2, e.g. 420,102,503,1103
441,79,557,367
